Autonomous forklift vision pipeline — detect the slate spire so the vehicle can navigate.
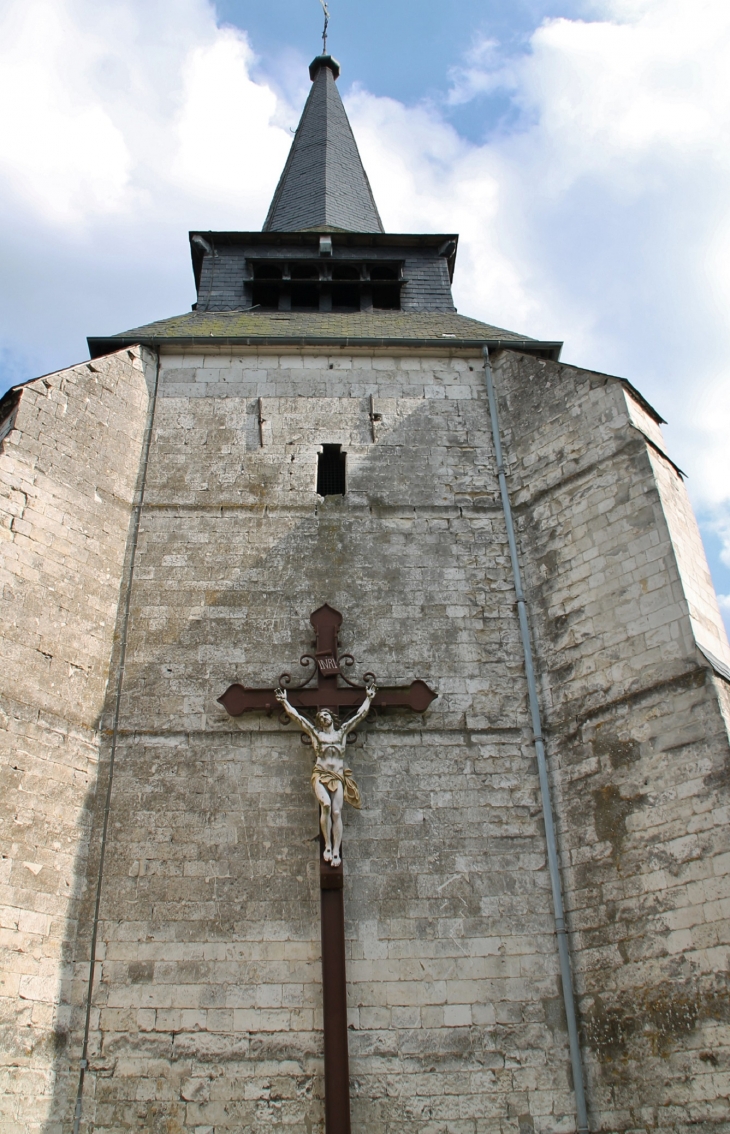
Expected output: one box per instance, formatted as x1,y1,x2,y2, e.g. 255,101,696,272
263,55,384,233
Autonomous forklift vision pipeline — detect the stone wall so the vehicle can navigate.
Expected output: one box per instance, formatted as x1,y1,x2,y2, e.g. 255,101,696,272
65,349,578,1134
492,349,730,1132
622,385,730,668
35,343,730,1134
0,347,153,1132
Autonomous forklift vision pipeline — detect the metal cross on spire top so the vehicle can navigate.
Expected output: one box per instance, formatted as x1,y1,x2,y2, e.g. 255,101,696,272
320,0,330,55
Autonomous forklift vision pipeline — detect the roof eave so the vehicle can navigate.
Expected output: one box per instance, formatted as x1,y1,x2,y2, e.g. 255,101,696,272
87,334,563,362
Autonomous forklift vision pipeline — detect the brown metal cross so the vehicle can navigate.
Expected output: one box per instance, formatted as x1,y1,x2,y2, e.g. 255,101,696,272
218,604,436,1134
218,603,436,719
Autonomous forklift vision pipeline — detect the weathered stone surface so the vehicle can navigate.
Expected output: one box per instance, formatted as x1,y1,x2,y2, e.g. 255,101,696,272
493,349,730,1132
61,350,575,1133
2,345,729,1133
0,347,153,1132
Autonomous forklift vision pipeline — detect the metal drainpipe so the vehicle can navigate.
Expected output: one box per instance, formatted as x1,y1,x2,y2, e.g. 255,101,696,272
483,347,590,1134
72,348,161,1134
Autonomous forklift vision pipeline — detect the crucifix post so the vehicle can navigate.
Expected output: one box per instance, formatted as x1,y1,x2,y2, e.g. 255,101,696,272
218,605,436,1133
320,841,350,1134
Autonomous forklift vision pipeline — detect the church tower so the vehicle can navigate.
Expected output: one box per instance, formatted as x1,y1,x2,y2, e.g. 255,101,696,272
2,47,730,1134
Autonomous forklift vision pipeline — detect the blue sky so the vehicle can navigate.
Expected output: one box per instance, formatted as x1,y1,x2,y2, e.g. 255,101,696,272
0,0,729,634
218,0,586,140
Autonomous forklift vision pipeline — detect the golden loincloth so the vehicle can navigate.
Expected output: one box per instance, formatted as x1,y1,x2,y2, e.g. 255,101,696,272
311,765,362,810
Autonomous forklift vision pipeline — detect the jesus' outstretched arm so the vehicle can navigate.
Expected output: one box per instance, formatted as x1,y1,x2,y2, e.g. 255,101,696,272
275,688,318,739
342,680,377,734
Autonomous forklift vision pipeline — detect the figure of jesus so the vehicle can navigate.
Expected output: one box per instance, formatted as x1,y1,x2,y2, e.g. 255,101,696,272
275,680,377,867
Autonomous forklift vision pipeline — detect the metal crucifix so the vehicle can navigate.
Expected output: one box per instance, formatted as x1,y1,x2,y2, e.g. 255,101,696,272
218,604,436,718
218,604,436,1134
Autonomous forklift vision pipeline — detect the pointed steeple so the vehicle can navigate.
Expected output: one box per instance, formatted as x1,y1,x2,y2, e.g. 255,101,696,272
263,55,384,233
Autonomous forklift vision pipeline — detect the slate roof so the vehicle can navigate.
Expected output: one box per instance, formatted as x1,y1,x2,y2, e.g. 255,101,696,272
87,55,562,361
263,57,383,234
88,309,562,359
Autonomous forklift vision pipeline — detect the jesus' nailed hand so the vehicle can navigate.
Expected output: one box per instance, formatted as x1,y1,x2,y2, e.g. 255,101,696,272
275,680,377,867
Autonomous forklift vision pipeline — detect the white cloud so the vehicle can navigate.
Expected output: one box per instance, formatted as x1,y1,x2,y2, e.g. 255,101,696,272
446,38,502,107
0,1,132,223
0,0,728,627
0,0,293,381
0,0,294,226
345,89,538,329
173,31,289,210
347,0,730,628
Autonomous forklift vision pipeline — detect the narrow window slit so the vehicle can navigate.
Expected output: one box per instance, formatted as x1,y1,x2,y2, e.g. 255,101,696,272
317,444,346,496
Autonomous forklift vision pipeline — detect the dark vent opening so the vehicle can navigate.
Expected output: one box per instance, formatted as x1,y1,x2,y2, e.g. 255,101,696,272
245,259,405,312
291,284,319,311
372,285,400,310
252,282,280,309
291,263,319,280
0,390,20,448
369,264,398,280
332,264,360,281
317,444,346,496
332,284,360,311
253,264,283,279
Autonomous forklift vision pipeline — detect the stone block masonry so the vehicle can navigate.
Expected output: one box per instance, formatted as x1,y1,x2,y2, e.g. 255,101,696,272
63,351,577,1134
0,347,154,1133
492,349,730,1132
3,344,729,1133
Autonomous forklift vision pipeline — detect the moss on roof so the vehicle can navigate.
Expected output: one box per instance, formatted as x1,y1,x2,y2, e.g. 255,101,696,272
89,309,558,355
